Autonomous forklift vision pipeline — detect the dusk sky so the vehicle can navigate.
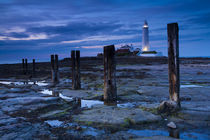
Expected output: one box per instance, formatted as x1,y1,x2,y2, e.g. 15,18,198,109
0,0,210,64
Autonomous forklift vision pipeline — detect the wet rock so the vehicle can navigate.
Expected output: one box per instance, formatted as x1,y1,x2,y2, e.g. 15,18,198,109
167,122,177,129
180,95,191,101
61,89,89,98
97,131,137,140
197,71,203,75
73,105,161,126
9,88,30,93
61,89,103,99
0,122,53,139
178,110,210,122
0,89,7,94
3,96,59,105
31,85,41,91
0,117,18,126
39,110,66,119
158,101,179,113
0,95,60,115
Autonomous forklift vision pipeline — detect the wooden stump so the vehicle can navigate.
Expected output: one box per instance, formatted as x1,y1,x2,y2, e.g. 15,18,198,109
22,59,25,75
167,23,180,107
25,59,28,75
71,50,81,89
32,59,35,76
71,50,76,89
76,50,81,89
103,45,117,102
54,54,59,83
51,55,55,83
51,55,59,84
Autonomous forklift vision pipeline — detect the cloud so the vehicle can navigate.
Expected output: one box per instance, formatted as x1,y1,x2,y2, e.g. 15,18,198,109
5,27,26,33
80,45,103,49
0,33,48,41
61,34,138,44
1,0,210,63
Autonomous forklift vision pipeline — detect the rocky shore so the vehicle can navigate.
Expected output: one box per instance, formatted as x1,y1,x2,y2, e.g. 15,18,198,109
0,57,209,139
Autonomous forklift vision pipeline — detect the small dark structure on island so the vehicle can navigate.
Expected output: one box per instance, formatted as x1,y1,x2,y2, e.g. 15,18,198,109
103,45,117,102
71,50,81,90
51,54,59,84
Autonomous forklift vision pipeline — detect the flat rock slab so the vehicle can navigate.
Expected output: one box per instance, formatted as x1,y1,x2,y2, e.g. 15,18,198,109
73,105,161,125
1,96,59,106
178,110,210,121
61,89,103,99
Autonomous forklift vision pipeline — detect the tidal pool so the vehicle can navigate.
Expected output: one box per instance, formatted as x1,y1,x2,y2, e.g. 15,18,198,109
81,100,104,108
127,129,210,140
0,80,48,86
45,120,63,127
181,85,203,88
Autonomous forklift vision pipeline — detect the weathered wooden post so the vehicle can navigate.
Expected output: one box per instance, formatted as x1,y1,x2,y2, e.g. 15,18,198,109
51,55,55,83
71,50,76,89
32,59,35,76
54,54,59,83
75,50,81,89
22,59,25,74
167,23,180,108
25,59,28,75
103,45,117,102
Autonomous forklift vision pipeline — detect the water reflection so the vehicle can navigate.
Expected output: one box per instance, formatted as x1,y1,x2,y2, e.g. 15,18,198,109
40,89,52,95
40,89,73,101
181,84,202,88
45,120,63,127
169,129,180,138
117,102,136,108
81,99,104,108
39,89,139,109
127,128,209,139
59,93,73,100
127,129,168,137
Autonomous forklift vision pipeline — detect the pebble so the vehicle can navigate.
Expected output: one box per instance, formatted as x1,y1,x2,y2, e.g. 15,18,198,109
137,89,143,94
76,126,82,131
167,121,176,129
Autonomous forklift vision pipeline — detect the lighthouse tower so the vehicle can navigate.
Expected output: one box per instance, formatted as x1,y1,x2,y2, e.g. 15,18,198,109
142,20,150,52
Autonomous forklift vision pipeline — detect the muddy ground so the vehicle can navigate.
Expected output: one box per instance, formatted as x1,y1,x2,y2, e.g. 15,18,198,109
0,56,209,139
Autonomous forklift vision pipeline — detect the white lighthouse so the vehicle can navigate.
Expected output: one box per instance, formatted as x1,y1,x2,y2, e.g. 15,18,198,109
142,20,150,52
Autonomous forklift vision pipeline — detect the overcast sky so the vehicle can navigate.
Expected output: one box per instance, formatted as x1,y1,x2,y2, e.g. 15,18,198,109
0,0,210,63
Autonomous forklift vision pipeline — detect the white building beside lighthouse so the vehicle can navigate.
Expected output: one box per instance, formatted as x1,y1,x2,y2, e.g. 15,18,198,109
142,20,150,52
